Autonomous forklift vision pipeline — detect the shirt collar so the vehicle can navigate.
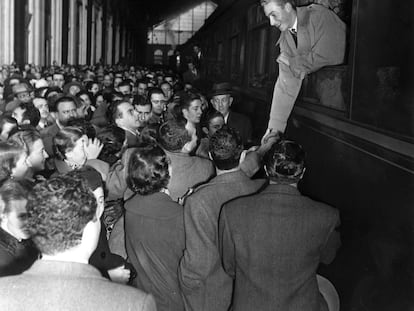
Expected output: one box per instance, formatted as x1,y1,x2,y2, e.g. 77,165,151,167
289,17,298,33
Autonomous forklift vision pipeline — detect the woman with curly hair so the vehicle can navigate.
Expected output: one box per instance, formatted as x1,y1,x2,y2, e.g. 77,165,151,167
125,143,185,311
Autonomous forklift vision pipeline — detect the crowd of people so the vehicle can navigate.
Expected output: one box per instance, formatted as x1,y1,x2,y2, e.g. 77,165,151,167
0,52,340,310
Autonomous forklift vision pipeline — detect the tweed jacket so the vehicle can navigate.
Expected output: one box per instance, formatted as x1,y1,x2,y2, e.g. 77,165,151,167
178,170,267,311
164,150,215,202
0,260,156,311
219,184,341,311
125,192,185,311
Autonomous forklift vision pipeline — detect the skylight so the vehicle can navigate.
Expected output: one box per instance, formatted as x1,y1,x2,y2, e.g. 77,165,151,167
147,1,217,46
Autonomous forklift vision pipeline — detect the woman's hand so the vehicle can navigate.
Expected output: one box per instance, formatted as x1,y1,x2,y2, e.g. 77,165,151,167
85,138,103,160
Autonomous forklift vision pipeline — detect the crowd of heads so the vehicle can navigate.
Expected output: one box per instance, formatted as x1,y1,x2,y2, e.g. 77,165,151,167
0,60,305,282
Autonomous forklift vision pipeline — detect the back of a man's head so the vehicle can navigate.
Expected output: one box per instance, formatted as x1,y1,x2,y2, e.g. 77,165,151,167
264,139,305,184
158,120,191,152
209,126,243,171
26,175,97,255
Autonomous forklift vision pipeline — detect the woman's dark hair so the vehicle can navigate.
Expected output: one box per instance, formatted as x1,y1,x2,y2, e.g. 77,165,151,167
0,178,33,216
96,125,126,166
8,127,42,154
85,81,99,92
0,141,27,180
66,118,96,139
127,144,170,195
201,109,224,130
53,126,84,160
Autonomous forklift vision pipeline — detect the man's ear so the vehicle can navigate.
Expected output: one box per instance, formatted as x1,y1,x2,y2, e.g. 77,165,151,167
114,118,122,128
285,2,293,12
229,96,233,107
50,112,58,120
22,119,30,125
202,126,209,135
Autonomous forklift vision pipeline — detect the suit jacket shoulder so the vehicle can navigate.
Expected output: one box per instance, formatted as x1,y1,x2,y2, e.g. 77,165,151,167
0,260,157,311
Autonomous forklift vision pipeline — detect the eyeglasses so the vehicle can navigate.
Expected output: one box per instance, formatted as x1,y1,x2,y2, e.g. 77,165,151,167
212,97,230,105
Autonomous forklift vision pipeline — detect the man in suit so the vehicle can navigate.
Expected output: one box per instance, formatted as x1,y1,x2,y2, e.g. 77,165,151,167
0,174,156,311
210,82,253,146
219,139,341,311
178,127,267,311
110,99,142,148
261,0,346,133
182,61,200,84
158,120,215,202
40,94,78,156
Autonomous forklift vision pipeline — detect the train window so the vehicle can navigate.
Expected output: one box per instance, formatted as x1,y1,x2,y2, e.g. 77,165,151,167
246,4,273,91
230,36,240,82
349,0,413,137
248,27,269,90
295,0,351,115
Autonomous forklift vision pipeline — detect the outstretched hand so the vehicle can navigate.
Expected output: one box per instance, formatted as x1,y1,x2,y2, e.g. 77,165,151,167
85,137,103,160
258,129,282,156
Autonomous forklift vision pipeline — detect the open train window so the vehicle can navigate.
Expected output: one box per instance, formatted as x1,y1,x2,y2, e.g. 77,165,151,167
293,0,351,116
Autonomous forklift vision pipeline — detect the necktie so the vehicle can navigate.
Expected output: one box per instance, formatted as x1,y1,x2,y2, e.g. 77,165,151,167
290,29,298,47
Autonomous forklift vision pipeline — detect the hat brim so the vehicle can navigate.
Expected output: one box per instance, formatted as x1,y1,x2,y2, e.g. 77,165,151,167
209,90,234,98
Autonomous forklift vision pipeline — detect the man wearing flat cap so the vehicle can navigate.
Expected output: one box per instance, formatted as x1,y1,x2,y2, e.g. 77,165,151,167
210,82,253,146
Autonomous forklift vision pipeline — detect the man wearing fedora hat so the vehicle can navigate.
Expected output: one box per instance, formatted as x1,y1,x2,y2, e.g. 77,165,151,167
210,82,252,146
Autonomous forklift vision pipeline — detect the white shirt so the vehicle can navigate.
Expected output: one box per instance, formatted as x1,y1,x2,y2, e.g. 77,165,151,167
289,17,298,33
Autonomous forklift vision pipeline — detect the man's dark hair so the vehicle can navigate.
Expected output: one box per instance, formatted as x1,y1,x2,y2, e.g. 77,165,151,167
264,140,305,183
25,174,97,255
135,78,149,87
48,94,77,113
106,99,130,125
44,86,63,99
209,126,243,170
173,92,201,122
127,144,170,195
133,95,150,107
148,87,164,100
17,103,41,127
118,80,132,89
158,120,191,152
